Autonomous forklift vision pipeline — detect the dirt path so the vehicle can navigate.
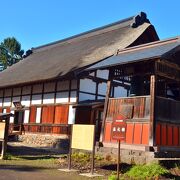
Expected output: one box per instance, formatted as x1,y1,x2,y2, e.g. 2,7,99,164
0,167,91,180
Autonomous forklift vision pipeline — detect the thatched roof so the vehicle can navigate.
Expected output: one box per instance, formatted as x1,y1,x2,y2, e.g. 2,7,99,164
0,12,158,88
86,37,180,70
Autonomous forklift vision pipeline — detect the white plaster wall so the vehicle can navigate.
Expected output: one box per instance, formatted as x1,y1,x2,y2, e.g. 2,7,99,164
3,109,6,113
4,89,12,97
13,87,21,96
96,70,109,79
12,96,21,107
43,93,55,104
0,98,2,107
79,93,95,102
70,91,77,103
10,110,14,123
24,110,30,123
36,107,41,123
80,79,96,93
68,105,75,124
33,84,43,93
56,92,69,103
32,95,42,105
22,86,31,95
57,81,69,91
3,97,11,107
21,96,31,107
98,96,105,100
98,82,107,95
44,82,55,93
114,86,127,98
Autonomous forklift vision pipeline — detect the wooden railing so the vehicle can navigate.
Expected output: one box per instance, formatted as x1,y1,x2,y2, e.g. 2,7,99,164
23,123,70,135
106,96,150,121
156,96,180,123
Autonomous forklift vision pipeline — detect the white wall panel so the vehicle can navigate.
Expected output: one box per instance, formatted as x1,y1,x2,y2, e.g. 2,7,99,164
3,109,6,113
80,79,96,93
44,82,55,93
3,98,11,107
33,84,43,93
24,110,30,124
56,92,69,103
13,87,21,96
12,96,21,107
57,81,69,91
68,105,75,124
32,95,42,105
10,110,14,123
70,91,77,102
22,86,31,95
43,93,55,104
79,93,95,102
97,96,105,100
0,98,2,107
96,70,109,79
21,96,31,107
36,107,41,123
98,82,107,95
114,87,127,98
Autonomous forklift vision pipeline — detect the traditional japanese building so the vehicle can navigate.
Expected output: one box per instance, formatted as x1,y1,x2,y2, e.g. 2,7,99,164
0,12,159,146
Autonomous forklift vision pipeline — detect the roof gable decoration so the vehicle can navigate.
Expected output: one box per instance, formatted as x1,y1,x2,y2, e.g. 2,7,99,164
131,12,150,28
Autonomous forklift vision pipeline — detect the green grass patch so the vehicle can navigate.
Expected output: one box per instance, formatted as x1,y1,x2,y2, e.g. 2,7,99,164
124,163,169,179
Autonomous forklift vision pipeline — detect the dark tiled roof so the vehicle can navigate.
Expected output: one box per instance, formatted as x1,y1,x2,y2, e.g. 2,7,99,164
0,12,157,88
87,36,180,70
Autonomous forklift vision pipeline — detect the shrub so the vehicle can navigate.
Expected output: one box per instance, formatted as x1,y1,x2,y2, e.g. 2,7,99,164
124,163,169,179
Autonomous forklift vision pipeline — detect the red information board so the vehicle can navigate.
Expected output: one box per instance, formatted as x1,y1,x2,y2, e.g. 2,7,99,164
111,115,127,141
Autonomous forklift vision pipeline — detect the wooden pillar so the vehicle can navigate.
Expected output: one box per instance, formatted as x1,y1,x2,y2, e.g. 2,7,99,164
149,75,156,146
100,80,112,142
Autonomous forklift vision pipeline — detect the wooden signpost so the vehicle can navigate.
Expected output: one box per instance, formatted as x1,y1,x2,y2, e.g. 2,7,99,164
0,113,13,159
68,124,96,175
111,115,127,180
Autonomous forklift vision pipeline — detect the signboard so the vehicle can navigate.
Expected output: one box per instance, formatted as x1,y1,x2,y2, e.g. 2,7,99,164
0,122,5,139
71,125,95,151
13,101,23,109
111,115,127,141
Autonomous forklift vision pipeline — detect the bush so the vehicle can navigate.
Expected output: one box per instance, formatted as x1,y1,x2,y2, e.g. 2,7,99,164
124,163,169,179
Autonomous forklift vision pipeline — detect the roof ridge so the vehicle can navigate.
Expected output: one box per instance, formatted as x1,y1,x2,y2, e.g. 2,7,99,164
33,16,134,51
117,36,180,55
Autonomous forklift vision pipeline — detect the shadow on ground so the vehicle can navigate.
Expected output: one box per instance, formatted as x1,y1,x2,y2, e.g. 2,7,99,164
7,143,65,156
0,164,45,172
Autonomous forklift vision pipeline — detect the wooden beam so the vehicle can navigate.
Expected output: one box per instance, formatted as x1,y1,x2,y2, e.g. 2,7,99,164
99,80,112,142
149,75,156,146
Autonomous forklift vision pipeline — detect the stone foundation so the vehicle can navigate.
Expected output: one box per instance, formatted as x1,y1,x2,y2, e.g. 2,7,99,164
16,133,69,153
95,146,157,164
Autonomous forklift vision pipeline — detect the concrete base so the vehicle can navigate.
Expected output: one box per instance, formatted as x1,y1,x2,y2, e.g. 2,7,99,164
79,173,104,178
58,168,78,172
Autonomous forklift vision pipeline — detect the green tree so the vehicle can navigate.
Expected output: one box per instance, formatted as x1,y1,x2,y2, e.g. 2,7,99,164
0,37,24,71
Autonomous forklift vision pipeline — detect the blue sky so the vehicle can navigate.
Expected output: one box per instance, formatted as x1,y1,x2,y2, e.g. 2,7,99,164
0,0,179,51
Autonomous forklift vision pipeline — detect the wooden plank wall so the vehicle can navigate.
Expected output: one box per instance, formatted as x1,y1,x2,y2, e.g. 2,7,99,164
155,123,180,147
104,121,149,145
106,96,150,120
104,96,150,145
